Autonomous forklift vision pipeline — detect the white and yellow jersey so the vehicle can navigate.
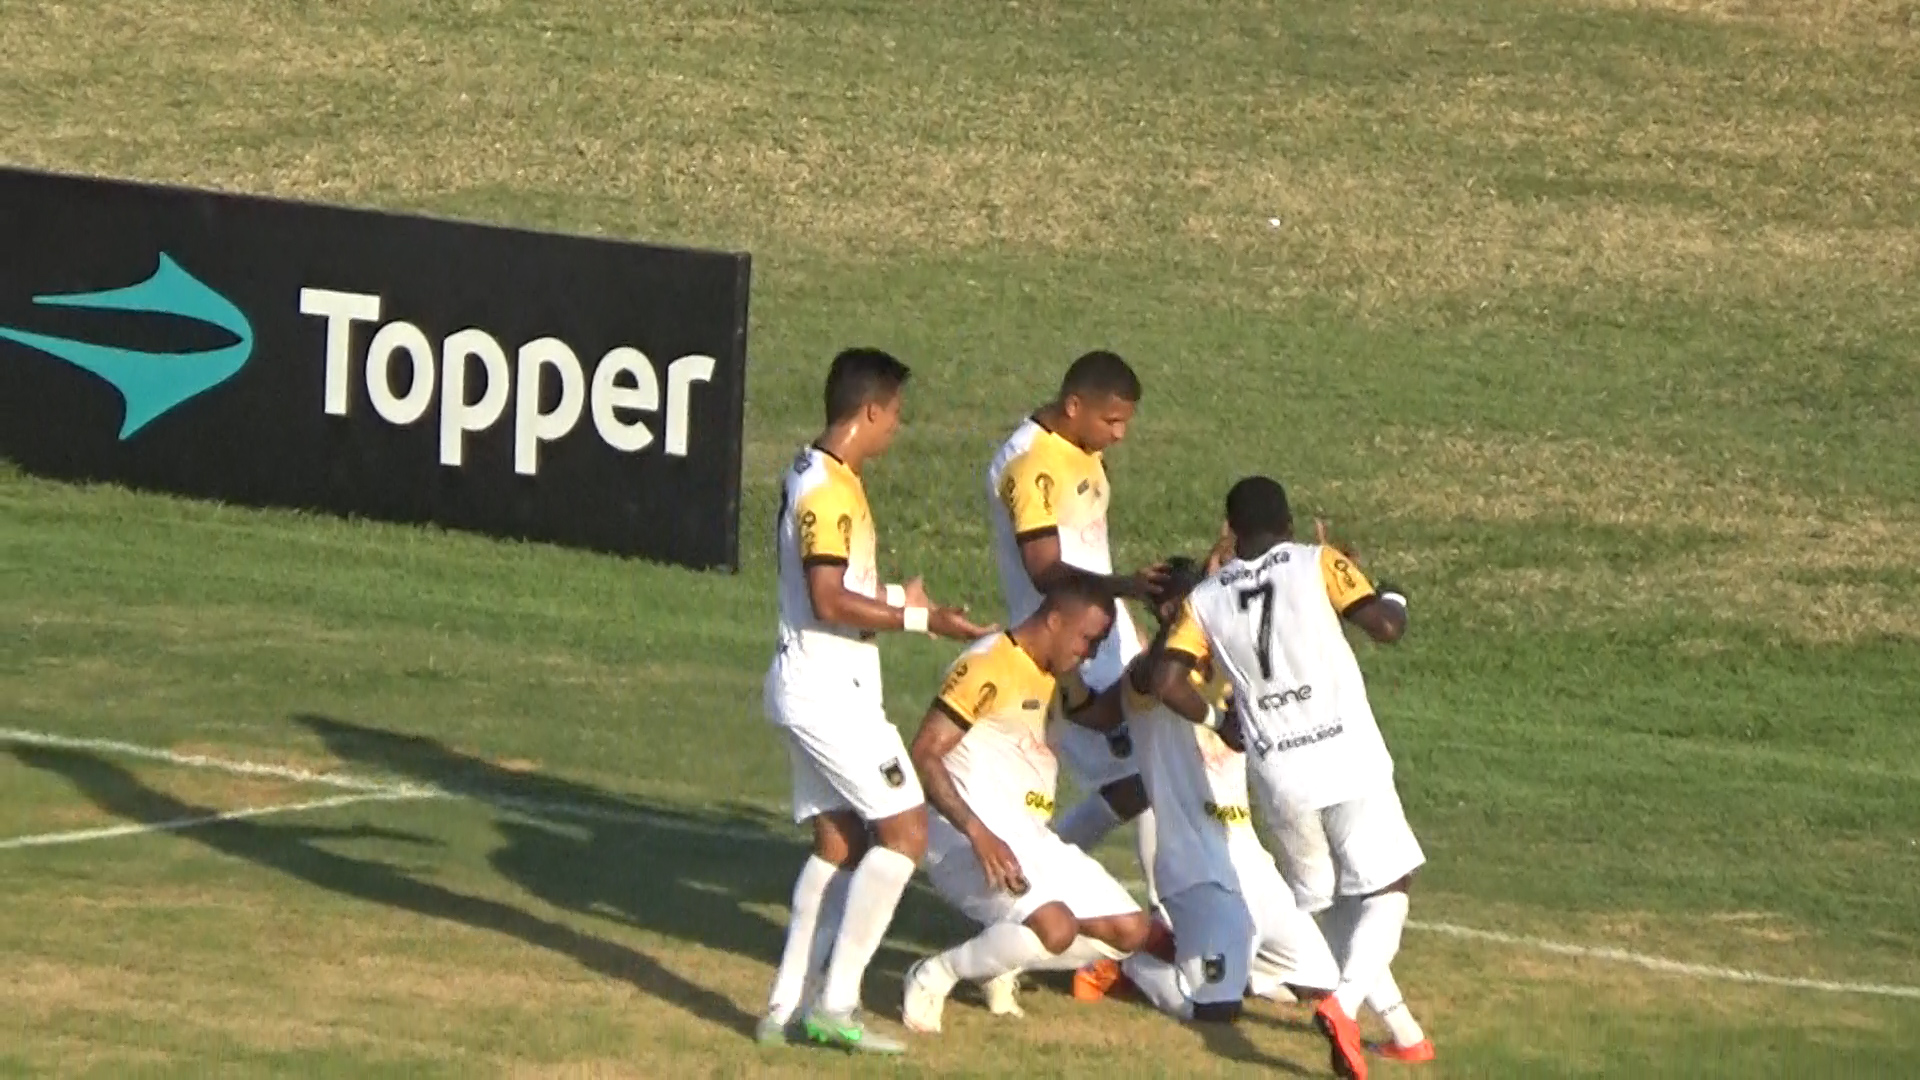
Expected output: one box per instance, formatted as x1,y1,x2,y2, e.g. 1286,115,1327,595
1166,542,1392,812
986,417,1114,625
931,632,1062,838
769,445,883,702
1125,661,1265,898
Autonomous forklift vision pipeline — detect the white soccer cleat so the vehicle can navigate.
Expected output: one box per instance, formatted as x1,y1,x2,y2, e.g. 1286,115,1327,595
983,970,1025,1017
902,957,958,1034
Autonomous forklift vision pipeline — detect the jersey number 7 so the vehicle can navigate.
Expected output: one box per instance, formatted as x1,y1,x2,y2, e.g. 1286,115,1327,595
1236,582,1276,680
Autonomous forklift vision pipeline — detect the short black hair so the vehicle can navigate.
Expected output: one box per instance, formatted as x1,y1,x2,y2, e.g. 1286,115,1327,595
1225,476,1291,538
824,348,911,425
1059,350,1141,404
1037,569,1119,624
1157,554,1207,601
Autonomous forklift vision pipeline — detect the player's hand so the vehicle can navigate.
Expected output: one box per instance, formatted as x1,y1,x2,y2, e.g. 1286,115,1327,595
1314,517,1361,566
1205,521,1236,575
901,576,932,609
929,605,999,641
1128,562,1171,599
967,826,1028,896
1217,709,1247,754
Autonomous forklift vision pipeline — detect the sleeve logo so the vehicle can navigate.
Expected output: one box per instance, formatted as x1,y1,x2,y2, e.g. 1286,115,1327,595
972,681,999,718
798,509,819,551
1034,472,1054,512
836,513,853,551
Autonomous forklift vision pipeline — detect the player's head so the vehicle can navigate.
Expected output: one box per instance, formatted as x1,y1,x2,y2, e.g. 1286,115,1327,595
1148,554,1207,624
1225,476,1292,555
1031,572,1118,675
1055,350,1140,453
823,347,911,451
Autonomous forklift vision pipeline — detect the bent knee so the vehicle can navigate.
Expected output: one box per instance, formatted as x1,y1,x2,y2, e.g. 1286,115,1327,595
872,805,929,861
1024,903,1081,954
1083,910,1151,954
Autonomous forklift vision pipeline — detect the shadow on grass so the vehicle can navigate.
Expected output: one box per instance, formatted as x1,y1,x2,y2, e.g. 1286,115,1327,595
286,713,974,1024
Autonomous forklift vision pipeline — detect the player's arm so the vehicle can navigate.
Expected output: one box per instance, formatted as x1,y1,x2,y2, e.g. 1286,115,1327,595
908,676,1027,893
1059,668,1125,733
1147,599,1231,730
1002,455,1161,599
1319,545,1406,644
797,488,993,639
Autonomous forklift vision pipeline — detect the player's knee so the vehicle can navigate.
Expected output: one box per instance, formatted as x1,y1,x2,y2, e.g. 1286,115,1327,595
1086,910,1151,955
1100,775,1149,820
872,804,928,861
812,810,870,868
1023,904,1081,954
1191,1000,1243,1024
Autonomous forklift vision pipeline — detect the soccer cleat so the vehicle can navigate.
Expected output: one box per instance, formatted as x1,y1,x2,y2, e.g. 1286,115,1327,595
755,1014,795,1046
902,958,958,1034
1368,1038,1436,1063
802,1008,907,1054
983,970,1025,1017
1313,998,1369,1080
1072,957,1125,1002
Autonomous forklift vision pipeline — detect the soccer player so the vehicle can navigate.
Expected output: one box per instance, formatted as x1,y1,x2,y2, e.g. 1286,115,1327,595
1148,476,1425,1080
985,351,1164,876
1062,555,1343,1023
759,348,996,1054
898,575,1160,1034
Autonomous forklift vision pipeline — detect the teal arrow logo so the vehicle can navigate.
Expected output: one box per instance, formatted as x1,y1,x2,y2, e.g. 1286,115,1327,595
0,253,254,439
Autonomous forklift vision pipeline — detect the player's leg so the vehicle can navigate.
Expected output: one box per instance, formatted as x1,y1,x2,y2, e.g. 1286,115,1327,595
1235,840,1339,1006
1262,793,1368,1079
1316,890,1429,1057
786,711,928,1054
759,701,865,1044
904,815,1054,1033
1120,883,1250,1022
1323,785,1429,1065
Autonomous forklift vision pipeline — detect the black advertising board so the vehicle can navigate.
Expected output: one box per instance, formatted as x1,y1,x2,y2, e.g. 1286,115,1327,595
0,166,750,570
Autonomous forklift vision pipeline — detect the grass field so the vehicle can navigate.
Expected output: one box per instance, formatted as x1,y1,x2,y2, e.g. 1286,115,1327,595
4,0,1919,1076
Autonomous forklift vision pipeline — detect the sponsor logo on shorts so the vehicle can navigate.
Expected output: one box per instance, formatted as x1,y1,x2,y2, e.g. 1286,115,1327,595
1105,729,1134,758
879,758,906,788
1202,954,1226,984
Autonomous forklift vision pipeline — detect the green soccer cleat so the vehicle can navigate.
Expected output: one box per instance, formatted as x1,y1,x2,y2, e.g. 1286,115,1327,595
802,1008,907,1054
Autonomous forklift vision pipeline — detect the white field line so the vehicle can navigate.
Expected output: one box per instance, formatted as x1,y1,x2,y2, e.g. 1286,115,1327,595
4,726,1917,1002
0,790,435,850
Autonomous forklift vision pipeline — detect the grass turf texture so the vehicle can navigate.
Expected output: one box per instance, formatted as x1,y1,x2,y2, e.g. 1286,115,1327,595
3,0,1918,1075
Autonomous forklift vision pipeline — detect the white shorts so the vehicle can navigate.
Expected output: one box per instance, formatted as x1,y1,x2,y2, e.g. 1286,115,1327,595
1229,842,1339,992
1264,785,1425,913
926,811,1140,927
765,680,925,825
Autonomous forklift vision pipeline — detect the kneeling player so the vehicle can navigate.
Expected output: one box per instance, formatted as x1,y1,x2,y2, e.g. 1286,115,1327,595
900,576,1156,1033
1067,557,1341,1022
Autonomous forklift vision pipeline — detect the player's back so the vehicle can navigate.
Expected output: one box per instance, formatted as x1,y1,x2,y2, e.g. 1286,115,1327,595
770,445,882,701
1184,542,1392,809
1126,664,1260,898
985,417,1114,624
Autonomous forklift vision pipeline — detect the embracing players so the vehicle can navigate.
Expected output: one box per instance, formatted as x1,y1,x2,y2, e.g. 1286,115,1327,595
759,348,996,1054
1147,477,1428,1080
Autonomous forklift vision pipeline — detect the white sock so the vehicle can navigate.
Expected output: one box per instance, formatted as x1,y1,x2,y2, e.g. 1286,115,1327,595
940,922,1059,982
1317,897,1359,969
1368,970,1427,1047
816,846,918,1015
1052,794,1123,849
1133,806,1160,903
1027,934,1121,972
1121,953,1192,1019
765,856,848,1020
1332,891,1409,1018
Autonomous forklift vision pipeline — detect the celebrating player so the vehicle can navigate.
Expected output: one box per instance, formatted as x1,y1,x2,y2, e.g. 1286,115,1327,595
985,351,1164,879
1148,477,1426,1080
899,574,1160,1035
1063,554,1343,1022
759,348,996,1054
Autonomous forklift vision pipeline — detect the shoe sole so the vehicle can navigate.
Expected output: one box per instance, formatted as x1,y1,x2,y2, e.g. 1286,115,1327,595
1313,1010,1367,1080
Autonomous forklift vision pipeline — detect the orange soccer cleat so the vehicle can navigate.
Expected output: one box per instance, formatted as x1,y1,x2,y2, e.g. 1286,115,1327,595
1072,958,1125,1002
1313,998,1369,1080
1369,1038,1435,1064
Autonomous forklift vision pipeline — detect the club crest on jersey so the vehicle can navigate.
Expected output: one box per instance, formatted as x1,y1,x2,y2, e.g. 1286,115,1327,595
1202,954,1226,984
1076,478,1090,495
879,758,907,788
973,681,998,717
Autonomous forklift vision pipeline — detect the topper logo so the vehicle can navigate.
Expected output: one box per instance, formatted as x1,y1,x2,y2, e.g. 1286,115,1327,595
299,288,715,475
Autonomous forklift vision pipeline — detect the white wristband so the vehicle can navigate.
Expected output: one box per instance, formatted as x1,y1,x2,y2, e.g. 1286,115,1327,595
1380,591,1407,611
884,584,907,608
903,606,930,634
